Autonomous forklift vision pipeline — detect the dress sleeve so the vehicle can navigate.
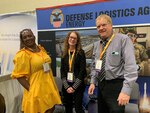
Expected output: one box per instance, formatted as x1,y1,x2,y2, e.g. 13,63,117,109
11,50,31,79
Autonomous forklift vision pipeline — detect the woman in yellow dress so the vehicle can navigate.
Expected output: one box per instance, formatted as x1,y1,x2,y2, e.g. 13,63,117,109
11,29,61,113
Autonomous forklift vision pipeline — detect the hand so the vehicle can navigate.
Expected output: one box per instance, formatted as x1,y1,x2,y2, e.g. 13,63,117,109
67,87,74,93
117,92,130,106
88,83,95,95
70,87,75,93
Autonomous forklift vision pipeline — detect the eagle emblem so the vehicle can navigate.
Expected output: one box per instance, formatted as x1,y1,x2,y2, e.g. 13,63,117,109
50,9,64,28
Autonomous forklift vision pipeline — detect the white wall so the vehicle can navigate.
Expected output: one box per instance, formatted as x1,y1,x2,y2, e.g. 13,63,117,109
0,13,37,76
0,0,93,14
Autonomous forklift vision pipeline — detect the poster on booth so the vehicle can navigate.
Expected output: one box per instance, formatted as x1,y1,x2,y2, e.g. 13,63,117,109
0,13,37,76
36,0,150,112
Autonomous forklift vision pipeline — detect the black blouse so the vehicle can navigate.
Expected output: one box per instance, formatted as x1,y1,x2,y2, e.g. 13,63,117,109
61,49,87,90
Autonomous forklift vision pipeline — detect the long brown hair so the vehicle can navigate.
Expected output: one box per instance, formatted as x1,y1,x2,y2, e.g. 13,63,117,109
62,31,82,58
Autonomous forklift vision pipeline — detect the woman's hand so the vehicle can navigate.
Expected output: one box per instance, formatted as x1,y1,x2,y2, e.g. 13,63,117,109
67,87,75,93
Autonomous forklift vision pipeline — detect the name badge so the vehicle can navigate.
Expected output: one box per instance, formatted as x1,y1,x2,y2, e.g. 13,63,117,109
67,72,74,82
43,63,50,73
95,60,102,70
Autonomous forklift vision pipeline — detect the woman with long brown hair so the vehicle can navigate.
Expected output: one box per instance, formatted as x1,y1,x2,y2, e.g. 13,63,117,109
61,31,87,113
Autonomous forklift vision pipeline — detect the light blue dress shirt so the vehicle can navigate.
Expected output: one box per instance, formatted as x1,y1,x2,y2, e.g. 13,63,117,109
90,33,138,95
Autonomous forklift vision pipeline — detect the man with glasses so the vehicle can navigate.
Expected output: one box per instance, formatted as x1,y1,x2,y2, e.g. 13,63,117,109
88,14,138,113
126,28,148,75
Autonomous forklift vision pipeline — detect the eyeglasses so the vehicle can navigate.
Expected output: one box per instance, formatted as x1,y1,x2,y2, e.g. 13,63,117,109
127,34,137,38
69,36,77,40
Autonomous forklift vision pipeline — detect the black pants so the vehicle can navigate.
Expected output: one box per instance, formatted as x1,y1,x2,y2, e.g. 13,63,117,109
62,85,85,113
0,93,6,113
98,79,125,113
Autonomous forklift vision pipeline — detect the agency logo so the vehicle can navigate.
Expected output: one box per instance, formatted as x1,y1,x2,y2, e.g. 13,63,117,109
50,9,64,28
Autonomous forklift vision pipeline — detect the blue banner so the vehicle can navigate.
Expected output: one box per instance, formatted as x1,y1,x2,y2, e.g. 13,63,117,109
36,0,150,30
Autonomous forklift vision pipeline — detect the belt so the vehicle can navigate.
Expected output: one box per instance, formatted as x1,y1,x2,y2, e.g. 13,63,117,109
104,78,124,83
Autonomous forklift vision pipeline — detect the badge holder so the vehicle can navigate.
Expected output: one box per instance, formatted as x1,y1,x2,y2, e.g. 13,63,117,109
95,60,102,72
67,72,74,83
43,62,50,73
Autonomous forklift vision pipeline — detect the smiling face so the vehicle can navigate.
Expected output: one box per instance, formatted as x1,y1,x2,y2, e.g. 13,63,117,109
20,29,36,48
68,32,78,48
96,15,113,40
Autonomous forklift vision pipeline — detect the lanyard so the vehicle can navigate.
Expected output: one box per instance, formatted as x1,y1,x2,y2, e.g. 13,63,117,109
100,34,115,60
68,49,75,72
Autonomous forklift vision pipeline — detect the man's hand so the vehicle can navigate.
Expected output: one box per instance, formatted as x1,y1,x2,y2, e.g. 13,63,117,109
88,83,95,95
117,92,130,106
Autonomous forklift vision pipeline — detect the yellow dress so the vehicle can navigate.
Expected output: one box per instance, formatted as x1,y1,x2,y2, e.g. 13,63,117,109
11,45,61,113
